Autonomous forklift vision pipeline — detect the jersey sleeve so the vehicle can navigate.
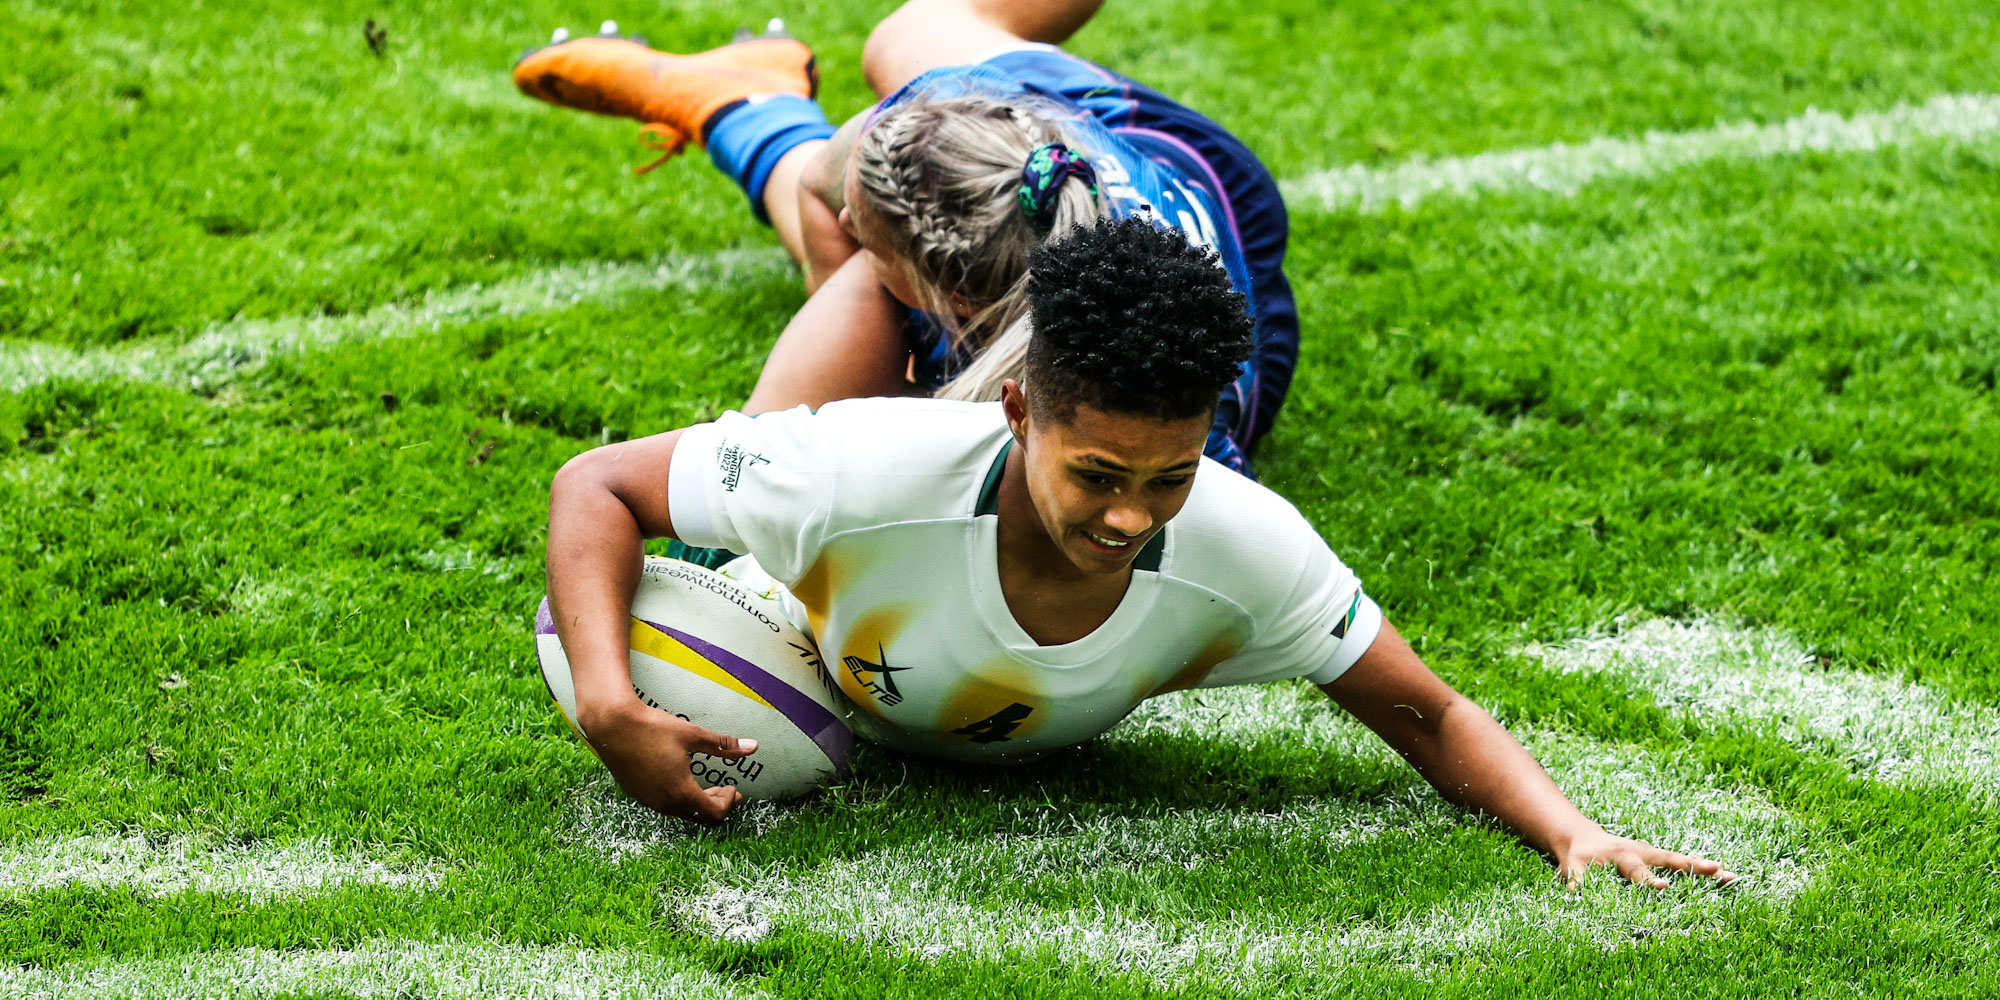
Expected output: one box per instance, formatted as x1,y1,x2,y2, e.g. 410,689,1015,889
666,406,838,585
1198,515,1384,690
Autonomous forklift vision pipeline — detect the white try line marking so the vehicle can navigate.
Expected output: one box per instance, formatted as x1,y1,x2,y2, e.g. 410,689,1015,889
8,93,1995,393
1282,92,2000,212
0,248,791,395
1526,617,2000,794
0,940,756,1000
0,834,440,900
673,688,1807,985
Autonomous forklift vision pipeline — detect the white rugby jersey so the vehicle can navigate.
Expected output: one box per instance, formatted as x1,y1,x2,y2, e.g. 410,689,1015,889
667,398,1382,762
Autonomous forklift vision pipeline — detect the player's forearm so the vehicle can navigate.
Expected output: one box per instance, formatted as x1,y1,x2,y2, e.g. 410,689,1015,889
798,191,861,292
545,453,649,731
803,112,867,214
1399,699,1600,858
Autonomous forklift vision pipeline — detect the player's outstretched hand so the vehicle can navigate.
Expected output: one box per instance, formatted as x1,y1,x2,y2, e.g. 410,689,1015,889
582,702,758,825
1556,825,1738,890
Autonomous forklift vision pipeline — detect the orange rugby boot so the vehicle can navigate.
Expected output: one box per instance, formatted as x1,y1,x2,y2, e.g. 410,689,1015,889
513,21,818,170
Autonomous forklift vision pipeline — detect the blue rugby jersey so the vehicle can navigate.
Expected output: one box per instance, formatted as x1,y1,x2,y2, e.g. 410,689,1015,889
876,62,1258,315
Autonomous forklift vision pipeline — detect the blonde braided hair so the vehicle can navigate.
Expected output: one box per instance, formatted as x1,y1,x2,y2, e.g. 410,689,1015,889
853,93,1110,401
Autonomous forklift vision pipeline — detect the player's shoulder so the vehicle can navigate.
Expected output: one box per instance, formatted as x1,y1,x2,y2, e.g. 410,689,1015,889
811,396,1003,450
794,397,1010,522
718,396,991,436
1158,461,1333,607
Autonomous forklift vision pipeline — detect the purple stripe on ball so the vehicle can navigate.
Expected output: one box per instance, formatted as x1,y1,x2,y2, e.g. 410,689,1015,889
534,597,557,635
643,619,852,772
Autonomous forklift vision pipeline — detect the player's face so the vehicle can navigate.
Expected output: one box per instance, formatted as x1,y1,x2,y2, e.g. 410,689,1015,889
1011,386,1210,576
839,161,928,312
839,150,973,319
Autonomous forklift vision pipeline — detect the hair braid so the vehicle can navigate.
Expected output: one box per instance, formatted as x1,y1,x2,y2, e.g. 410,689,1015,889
853,92,1114,400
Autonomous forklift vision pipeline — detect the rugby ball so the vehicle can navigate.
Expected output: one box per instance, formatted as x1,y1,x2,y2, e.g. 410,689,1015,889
534,556,852,800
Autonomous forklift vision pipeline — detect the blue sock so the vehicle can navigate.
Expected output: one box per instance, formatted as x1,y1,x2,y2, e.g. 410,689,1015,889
705,95,837,225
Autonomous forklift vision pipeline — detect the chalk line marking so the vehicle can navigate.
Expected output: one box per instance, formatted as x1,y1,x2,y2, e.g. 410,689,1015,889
1107,682,1403,764
561,775,800,861
0,247,790,394
676,687,1806,983
1283,92,2000,213
1527,617,2000,793
0,834,440,900
412,544,531,583
11,93,1995,394
0,940,755,1000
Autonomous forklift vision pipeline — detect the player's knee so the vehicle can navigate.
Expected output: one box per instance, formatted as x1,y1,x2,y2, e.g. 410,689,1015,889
860,7,924,95
862,0,1009,95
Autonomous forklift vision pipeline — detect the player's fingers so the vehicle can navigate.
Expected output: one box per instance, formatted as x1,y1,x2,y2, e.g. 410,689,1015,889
1648,852,1744,884
1615,852,1667,890
1640,846,1700,874
690,784,743,825
1555,853,1591,891
1645,846,1737,884
684,725,759,759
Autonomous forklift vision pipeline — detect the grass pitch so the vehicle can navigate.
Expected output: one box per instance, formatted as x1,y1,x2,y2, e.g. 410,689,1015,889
5,0,1999,995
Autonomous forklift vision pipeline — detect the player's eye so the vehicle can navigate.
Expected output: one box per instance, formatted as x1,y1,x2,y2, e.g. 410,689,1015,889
1151,476,1191,490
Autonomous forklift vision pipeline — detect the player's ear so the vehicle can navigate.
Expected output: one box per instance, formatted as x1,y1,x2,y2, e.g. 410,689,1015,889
1001,379,1030,441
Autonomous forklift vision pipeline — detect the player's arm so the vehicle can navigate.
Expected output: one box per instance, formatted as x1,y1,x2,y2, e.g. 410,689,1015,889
801,110,867,218
787,111,869,290
1317,620,1738,888
744,252,918,413
546,430,756,824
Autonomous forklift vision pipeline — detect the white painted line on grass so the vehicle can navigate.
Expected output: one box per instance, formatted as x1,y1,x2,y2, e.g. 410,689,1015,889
0,247,790,394
413,544,532,582
676,686,1806,983
1284,92,2000,212
0,940,755,1000
1527,617,2000,792
562,775,800,860
13,92,1994,395
0,834,440,900
1107,682,1403,764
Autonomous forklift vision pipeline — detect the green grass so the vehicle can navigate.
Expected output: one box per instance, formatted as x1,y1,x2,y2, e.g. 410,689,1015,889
5,0,2000,996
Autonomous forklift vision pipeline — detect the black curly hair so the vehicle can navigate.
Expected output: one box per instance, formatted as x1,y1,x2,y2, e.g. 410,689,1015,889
1022,216,1252,423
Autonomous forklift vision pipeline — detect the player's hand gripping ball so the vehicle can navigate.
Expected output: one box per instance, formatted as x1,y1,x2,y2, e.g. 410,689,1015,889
535,557,854,800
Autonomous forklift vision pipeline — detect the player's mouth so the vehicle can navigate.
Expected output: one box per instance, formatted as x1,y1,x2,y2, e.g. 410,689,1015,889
1081,530,1137,556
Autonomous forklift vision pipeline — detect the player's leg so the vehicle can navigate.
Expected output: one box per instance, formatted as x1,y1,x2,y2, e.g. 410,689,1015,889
756,140,855,288
512,24,838,276
861,0,1106,97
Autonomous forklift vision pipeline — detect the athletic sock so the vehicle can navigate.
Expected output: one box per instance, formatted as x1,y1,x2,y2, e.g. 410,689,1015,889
705,95,836,225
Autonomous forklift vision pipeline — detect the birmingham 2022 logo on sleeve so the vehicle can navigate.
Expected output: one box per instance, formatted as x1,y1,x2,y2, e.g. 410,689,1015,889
717,440,769,492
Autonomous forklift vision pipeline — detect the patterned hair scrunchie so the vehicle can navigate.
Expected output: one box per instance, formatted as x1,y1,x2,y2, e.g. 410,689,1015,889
1018,143,1099,231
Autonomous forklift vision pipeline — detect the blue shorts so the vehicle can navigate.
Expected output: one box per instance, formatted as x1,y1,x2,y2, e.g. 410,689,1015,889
899,46,1299,476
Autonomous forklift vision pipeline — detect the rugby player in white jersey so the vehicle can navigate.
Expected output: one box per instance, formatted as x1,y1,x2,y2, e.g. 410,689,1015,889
545,217,1737,889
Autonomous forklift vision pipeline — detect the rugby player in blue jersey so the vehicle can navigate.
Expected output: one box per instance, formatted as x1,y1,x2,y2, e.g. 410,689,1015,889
515,0,1296,474
545,217,1740,891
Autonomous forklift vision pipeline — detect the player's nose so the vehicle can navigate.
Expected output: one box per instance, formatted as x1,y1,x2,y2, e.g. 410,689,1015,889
1102,502,1151,536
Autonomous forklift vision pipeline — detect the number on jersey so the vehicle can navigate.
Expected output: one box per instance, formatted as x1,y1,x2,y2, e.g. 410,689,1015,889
951,702,1035,744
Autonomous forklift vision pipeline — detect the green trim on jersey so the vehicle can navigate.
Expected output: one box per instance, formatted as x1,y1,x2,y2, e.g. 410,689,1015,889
1133,529,1167,573
975,439,1012,517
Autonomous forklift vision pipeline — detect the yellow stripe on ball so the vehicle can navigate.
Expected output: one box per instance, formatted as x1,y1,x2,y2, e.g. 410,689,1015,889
629,618,776,710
